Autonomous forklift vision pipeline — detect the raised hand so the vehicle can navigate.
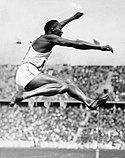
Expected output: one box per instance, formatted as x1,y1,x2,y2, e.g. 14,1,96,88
73,12,84,19
101,45,113,53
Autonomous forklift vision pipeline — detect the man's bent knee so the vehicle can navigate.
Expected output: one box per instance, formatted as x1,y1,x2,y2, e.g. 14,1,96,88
64,78,75,85
59,82,68,94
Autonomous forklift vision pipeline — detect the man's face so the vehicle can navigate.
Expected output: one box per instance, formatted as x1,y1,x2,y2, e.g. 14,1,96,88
52,22,63,36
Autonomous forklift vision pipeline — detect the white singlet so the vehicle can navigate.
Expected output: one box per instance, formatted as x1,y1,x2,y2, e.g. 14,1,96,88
16,45,52,88
22,45,52,68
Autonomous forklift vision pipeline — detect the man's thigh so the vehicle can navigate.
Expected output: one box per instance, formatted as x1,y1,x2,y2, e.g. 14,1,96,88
25,72,65,91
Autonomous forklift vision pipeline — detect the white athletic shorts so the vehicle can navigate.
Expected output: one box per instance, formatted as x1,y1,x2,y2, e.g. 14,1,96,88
16,63,40,88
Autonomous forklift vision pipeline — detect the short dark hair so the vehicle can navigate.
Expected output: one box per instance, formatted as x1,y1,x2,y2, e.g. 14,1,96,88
44,20,58,33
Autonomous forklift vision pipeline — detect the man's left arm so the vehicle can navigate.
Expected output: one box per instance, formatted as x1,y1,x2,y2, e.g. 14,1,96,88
60,12,83,28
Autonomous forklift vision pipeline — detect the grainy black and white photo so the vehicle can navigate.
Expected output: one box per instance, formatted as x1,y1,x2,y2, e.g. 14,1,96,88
0,0,125,158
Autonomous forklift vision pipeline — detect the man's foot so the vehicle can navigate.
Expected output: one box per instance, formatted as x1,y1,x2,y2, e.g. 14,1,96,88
87,94,109,110
9,96,23,107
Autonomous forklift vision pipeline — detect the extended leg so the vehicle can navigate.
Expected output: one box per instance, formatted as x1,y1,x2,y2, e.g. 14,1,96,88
22,79,108,110
10,73,108,109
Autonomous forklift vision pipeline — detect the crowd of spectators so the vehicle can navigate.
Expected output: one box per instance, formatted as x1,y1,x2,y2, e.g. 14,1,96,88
0,64,125,149
0,103,125,149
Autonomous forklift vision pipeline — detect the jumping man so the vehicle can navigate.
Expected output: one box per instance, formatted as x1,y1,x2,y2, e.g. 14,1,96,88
10,12,113,110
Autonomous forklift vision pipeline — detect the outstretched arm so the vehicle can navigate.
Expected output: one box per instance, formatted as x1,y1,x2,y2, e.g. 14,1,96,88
60,12,83,28
70,39,113,53
73,39,113,53
50,35,113,53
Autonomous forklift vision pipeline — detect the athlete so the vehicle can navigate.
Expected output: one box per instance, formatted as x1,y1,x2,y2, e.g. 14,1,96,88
10,12,113,110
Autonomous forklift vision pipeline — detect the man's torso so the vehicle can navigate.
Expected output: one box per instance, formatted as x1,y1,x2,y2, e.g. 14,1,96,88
32,35,55,53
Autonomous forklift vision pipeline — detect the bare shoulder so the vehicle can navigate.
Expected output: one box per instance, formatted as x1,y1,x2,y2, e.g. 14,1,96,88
32,35,57,51
35,34,59,42
42,34,66,45
35,34,76,47
44,34,71,43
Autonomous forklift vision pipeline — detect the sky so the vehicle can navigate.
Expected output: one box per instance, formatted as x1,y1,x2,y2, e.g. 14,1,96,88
0,0,125,65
